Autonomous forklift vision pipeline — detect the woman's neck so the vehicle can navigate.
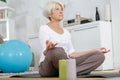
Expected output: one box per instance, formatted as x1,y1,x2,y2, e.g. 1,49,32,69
47,20,64,35
48,20,60,28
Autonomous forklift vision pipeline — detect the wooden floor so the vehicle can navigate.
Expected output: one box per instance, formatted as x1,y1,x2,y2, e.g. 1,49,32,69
0,78,104,80
1,78,120,80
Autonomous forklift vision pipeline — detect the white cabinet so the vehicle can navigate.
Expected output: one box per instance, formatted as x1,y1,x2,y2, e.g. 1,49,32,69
65,21,114,70
0,7,15,41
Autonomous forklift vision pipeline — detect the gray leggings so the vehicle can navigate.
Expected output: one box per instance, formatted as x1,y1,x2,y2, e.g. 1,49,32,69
39,47,105,77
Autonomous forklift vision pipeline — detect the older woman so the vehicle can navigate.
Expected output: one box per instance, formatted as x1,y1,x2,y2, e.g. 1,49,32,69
39,1,110,77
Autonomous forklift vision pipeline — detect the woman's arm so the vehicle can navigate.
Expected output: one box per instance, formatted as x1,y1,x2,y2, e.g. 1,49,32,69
69,48,110,58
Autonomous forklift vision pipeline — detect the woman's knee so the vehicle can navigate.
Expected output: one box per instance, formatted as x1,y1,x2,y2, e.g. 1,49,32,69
45,47,67,61
96,52,105,64
49,47,65,53
47,47,67,57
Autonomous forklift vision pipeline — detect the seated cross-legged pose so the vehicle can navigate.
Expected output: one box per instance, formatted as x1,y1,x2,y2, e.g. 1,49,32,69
38,1,110,77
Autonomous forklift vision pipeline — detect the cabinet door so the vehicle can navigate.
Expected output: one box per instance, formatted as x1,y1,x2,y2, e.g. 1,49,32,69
70,26,100,52
68,22,114,70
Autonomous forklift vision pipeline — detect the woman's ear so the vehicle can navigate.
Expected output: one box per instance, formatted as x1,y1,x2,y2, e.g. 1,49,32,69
48,14,51,18
48,14,51,20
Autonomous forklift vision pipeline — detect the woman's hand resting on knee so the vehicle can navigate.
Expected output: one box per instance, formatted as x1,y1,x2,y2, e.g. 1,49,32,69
97,48,110,53
68,48,110,59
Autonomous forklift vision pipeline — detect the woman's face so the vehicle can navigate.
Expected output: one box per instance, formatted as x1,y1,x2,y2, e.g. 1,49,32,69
50,3,63,21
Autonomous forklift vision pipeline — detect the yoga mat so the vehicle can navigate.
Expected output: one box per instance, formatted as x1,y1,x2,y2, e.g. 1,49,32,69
4,70,120,78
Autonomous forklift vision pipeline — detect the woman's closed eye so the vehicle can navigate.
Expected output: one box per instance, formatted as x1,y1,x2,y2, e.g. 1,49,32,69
55,8,63,11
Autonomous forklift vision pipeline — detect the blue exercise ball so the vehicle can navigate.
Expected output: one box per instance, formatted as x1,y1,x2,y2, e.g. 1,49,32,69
0,40,32,73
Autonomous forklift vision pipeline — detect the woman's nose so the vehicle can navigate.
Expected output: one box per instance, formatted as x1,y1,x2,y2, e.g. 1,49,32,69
59,10,63,14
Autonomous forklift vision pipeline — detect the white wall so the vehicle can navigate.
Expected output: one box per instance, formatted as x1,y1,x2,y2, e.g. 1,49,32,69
6,0,108,70
110,0,120,69
64,0,106,20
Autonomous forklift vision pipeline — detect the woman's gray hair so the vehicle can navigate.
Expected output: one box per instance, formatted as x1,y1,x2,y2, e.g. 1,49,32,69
43,1,64,20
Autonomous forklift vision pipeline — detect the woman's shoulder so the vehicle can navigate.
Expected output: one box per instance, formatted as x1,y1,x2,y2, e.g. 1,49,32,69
39,25,49,31
40,25,48,29
63,28,70,34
